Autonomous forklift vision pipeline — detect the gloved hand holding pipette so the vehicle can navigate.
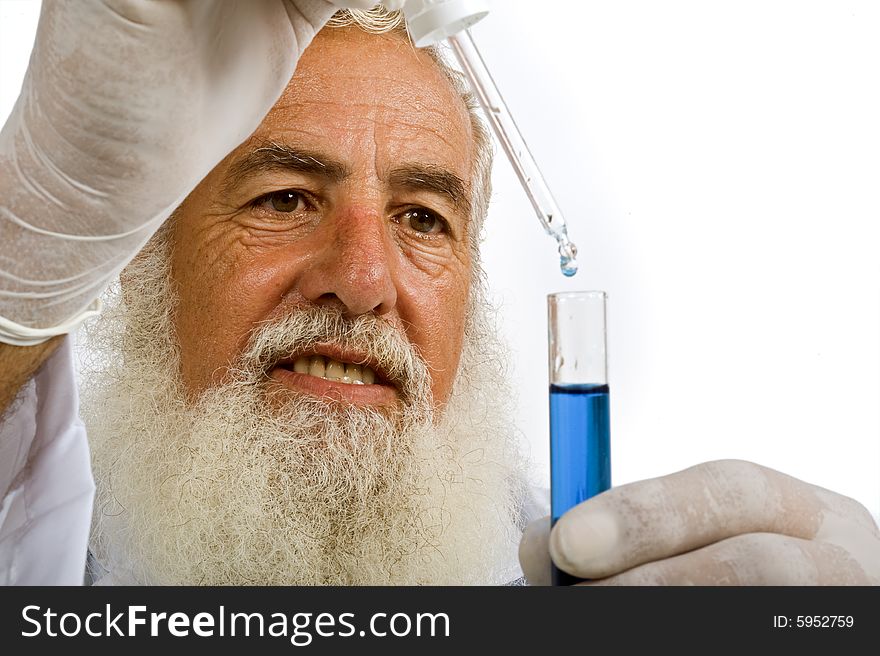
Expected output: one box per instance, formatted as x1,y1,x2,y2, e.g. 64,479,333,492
519,459,880,585
0,0,391,346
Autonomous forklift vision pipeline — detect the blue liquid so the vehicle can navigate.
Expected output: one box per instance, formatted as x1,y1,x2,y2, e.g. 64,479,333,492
558,241,578,277
560,255,578,277
550,383,610,585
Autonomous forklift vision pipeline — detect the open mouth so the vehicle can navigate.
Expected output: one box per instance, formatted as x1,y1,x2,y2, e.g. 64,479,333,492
270,347,397,405
283,354,378,385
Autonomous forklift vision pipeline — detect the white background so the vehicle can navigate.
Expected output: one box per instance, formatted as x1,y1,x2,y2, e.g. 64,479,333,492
2,0,878,519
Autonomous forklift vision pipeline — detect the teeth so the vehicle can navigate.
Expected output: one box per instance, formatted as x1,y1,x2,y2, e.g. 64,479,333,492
325,359,344,381
308,355,326,378
289,356,378,385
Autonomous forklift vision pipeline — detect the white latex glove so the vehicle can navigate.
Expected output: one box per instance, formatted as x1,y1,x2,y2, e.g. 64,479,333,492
0,0,376,346
520,460,880,585
338,0,407,8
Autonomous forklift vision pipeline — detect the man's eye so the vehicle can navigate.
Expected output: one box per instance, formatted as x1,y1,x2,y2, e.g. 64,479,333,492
259,190,308,213
402,208,443,234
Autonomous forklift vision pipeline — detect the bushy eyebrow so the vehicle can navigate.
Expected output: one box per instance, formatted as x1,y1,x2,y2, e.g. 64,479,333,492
223,141,350,192
388,165,471,218
224,142,471,218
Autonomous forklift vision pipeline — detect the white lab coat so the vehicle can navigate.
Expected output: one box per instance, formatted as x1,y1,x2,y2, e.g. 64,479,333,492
0,336,94,585
0,335,544,585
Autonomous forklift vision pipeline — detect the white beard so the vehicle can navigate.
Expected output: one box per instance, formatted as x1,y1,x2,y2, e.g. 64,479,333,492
80,228,528,585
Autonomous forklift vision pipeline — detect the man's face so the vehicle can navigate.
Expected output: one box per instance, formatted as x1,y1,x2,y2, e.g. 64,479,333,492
85,25,524,586
170,27,475,407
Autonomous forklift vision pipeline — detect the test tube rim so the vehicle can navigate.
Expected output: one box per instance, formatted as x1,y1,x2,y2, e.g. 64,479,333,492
547,290,607,302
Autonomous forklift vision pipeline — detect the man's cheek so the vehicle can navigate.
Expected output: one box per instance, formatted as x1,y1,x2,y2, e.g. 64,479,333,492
420,312,467,403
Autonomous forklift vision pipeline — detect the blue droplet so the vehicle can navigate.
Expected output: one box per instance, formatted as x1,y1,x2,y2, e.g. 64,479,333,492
560,255,578,277
557,240,579,276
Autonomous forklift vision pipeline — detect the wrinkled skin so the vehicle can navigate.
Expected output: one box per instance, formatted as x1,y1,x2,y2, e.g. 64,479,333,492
169,26,476,409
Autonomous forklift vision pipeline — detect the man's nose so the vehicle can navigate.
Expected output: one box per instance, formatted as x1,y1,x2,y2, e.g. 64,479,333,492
298,205,398,317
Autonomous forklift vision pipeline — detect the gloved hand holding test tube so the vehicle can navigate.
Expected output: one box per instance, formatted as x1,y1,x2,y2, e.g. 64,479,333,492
548,291,611,586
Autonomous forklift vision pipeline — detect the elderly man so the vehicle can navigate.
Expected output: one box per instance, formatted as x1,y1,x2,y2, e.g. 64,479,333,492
1,2,878,586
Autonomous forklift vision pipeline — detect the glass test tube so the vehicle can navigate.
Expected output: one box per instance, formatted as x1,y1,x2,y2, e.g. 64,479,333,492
548,291,611,586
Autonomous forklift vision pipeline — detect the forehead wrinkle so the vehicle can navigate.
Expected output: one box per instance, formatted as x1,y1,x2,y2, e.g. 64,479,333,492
282,64,467,119
295,70,449,96
373,117,469,152
274,98,464,134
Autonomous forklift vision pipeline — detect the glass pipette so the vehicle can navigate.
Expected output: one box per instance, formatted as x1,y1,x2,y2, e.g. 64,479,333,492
447,30,579,277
